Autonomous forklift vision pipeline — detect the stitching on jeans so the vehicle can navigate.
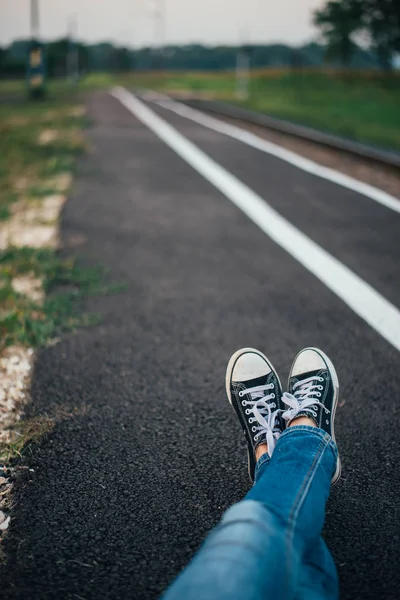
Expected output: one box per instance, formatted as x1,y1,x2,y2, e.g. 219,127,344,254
290,437,330,526
285,437,329,583
283,437,325,593
283,434,330,596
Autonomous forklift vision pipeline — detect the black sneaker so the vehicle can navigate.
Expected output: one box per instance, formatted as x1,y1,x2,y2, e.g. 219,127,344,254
226,348,284,482
282,347,341,484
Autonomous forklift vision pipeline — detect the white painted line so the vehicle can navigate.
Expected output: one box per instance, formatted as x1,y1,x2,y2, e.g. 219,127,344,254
152,94,400,215
112,86,400,352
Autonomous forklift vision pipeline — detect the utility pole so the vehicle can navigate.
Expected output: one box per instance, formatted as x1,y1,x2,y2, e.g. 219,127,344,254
153,0,165,70
28,0,46,98
67,15,79,82
30,0,39,38
155,0,165,48
236,29,250,101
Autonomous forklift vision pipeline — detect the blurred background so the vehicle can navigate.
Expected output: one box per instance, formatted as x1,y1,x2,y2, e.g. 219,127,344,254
0,0,399,149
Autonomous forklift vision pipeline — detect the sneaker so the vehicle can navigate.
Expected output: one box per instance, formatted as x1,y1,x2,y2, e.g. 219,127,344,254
226,348,284,482
282,347,341,484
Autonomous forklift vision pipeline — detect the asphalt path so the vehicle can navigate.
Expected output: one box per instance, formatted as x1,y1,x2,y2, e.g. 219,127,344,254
1,91,399,600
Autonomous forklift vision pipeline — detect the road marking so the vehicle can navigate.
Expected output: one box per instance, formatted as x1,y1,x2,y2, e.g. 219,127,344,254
112,87,400,352
149,93,400,215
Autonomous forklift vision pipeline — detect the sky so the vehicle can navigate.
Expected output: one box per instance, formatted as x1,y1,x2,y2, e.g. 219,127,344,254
1,0,326,48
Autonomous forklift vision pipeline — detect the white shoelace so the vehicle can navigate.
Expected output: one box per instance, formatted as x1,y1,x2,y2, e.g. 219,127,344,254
238,383,281,457
281,375,330,423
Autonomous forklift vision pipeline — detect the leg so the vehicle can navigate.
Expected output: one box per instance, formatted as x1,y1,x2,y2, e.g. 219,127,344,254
296,538,339,600
162,426,337,600
162,347,340,600
246,438,339,600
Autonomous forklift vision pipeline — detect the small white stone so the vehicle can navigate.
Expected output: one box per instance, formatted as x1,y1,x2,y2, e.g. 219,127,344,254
0,515,10,530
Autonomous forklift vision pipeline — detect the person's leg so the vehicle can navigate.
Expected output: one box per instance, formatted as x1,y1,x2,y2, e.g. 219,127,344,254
162,347,340,600
295,539,339,600
162,426,337,600
247,440,339,600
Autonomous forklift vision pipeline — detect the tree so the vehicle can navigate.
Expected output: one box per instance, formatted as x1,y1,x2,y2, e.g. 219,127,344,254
46,39,69,77
362,0,400,69
111,47,133,72
313,0,363,66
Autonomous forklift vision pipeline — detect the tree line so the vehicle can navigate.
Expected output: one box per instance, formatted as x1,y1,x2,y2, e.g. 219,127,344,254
1,1,398,77
314,0,400,68
0,39,381,79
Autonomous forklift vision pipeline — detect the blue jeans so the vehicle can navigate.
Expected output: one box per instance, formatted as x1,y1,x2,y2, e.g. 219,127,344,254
162,426,339,600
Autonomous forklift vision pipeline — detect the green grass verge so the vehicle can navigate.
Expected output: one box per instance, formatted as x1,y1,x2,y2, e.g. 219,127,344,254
0,415,54,464
0,85,87,219
2,71,399,150
0,247,123,349
44,69,399,151
0,82,124,350
240,72,400,151
0,82,124,468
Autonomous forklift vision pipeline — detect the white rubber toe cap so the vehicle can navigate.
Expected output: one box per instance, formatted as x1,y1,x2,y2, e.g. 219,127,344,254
291,348,326,376
232,350,271,382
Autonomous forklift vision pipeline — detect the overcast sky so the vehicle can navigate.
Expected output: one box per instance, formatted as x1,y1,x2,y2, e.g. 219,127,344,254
1,0,325,48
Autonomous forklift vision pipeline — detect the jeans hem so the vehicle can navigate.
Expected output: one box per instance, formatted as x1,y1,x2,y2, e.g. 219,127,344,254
254,452,271,482
279,426,338,461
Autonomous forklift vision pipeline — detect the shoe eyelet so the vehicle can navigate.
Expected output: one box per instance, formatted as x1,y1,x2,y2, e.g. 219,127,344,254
238,391,244,398
316,392,321,398
271,393,275,399
245,409,250,415
249,418,254,423
251,426,256,432
254,434,259,440
318,377,324,382
271,403,276,408
242,400,247,406
326,419,329,424
318,385,323,391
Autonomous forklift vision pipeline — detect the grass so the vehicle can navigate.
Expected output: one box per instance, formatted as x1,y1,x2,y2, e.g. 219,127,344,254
0,82,126,352
0,81,125,469
0,415,54,464
2,71,399,150
0,85,87,219
0,247,124,349
240,72,400,150
0,82,116,351
49,68,400,151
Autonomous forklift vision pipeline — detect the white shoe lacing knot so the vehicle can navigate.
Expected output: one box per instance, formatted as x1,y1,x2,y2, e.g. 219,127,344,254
281,375,330,424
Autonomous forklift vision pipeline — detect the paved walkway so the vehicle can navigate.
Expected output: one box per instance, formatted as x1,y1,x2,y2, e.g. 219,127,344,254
1,91,399,600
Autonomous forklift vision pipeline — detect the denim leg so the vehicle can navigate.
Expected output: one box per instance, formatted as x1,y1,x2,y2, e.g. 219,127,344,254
162,426,337,600
255,433,338,600
162,499,290,600
246,426,336,533
253,451,271,481
246,426,338,598
296,538,339,600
